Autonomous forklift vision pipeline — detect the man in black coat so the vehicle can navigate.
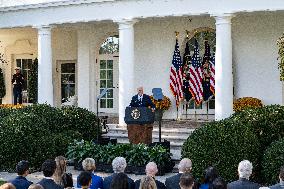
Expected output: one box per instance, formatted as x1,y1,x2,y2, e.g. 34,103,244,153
165,158,192,189
227,160,260,189
103,157,135,189
130,87,155,110
9,160,33,189
38,159,63,189
12,67,24,105
135,162,166,189
269,166,284,189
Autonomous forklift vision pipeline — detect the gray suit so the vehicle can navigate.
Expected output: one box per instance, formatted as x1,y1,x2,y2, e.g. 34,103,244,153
165,173,182,189
228,178,260,189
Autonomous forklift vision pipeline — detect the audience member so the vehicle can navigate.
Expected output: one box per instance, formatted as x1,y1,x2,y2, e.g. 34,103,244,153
135,162,165,189
179,173,194,189
227,160,260,189
139,176,157,189
0,183,16,189
9,160,33,189
54,156,73,188
211,178,227,189
28,184,44,189
110,172,129,189
165,158,192,189
78,171,92,189
77,158,103,189
269,165,284,189
37,159,64,189
103,157,135,189
200,166,218,189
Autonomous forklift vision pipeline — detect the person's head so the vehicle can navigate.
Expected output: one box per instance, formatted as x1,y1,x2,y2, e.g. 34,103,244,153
78,171,92,188
145,162,158,177
279,166,284,181
0,183,16,189
179,173,194,189
211,177,227,189
16,160,30,176
28,184,44,189
110,172,128,189
54,156,66,179
139,175,157,189
112,157,127,173
137,87,144,96
41,159,57,177
82,158,96,172
204,166,218,184
15,67,21,74
238,160,253,180
178,158,192,173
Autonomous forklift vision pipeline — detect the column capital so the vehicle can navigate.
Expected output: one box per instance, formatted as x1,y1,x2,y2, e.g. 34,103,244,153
211,13,235,25
33,25,54,35
114,18,138,30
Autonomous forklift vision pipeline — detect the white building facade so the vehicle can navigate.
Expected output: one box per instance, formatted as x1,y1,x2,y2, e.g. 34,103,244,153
0,0,283,125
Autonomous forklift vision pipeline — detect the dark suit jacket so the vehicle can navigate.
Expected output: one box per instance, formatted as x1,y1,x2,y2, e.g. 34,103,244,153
165,173,182,189
37,178,64,189
269,183,284,189
227,178,260,189
103,173,135,189
135,177,166,189
129,94,155,109
9,176,33,189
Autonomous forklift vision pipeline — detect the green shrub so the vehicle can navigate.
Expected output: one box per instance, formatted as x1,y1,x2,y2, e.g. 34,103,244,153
181,119,261,182
0,104,98,170
262,137,284,185
231,105,284,150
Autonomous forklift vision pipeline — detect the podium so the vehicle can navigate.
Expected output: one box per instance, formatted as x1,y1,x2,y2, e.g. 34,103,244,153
124,107,155,144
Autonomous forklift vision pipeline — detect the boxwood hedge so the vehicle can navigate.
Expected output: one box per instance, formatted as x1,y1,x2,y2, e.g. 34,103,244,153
0,104,98,170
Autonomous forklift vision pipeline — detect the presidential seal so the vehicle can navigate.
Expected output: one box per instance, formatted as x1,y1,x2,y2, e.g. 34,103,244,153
131,108,140,119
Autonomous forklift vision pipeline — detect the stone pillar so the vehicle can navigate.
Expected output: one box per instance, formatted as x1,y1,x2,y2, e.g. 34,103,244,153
214,14,234,120
117,19,137,126
37,26,54,106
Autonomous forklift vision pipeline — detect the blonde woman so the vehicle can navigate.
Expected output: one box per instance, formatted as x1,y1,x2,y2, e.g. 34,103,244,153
54,156,73,188
139,176,157,189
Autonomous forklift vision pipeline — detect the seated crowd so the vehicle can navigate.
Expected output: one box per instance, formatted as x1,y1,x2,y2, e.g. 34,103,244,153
0,157,283,189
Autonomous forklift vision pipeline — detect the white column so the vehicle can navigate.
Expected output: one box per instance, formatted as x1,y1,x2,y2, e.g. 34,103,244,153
214,14,234,120
77,29,91,110
37,26,54,106
117,19,137,126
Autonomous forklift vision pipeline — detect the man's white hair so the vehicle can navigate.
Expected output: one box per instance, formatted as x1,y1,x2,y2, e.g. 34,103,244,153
145,162,158,176
238,160,253,179
112,157,127,173
178,158,192,173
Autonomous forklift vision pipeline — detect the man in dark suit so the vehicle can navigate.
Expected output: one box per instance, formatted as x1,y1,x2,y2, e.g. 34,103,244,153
269,166,284,189
130,87,155,110
38,159,63,189
135,162,166,189
103,157,135,189
9,160,33,189
165,158,192,189
12,67,24,105
227,160,260,189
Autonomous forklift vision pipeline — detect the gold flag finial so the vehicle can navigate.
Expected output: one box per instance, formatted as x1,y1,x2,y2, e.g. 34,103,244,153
175,31,179,38
186,30,189,38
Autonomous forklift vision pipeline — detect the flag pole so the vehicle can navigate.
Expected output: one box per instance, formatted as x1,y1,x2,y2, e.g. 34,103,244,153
206,100,209,121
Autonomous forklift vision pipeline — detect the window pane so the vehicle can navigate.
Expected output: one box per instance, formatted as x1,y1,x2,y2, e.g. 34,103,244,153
22,59,27,70
107,60,113,69
100,89,106,98
107,70,113,80
100,60,106,69
27,59,32,69
107,89,113,98
100,80,106,88
188,101,194,109
100,70,106,79
209,99,215,109
107,80,113,88
107,99,113,108
69,74,75,83
16,59,21,68
61,63,75,73
100,99,106,108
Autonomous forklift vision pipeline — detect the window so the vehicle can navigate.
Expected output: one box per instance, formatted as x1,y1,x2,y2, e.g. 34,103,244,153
99,60,114,108
99,35,119,55
61,63,76,103
16,58,32,91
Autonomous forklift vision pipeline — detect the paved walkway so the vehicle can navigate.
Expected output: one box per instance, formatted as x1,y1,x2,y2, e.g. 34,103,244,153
0,166,175,186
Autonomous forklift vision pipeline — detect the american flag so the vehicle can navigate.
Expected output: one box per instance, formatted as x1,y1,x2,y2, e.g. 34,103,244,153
188,39,203,105
170,39,184,106
210,55,215,94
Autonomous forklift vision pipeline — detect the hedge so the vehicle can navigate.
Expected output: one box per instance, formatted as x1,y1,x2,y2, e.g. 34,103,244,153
181,119,261,182
262,137,284,185
0,104,98,170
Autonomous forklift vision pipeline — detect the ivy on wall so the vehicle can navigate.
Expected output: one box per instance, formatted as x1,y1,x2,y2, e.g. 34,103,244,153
277,33,284,81
28,58,38,103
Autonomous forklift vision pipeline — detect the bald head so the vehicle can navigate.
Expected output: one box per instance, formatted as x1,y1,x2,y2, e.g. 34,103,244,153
178,158,192,173
137,87,144,96
145,162,158,177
